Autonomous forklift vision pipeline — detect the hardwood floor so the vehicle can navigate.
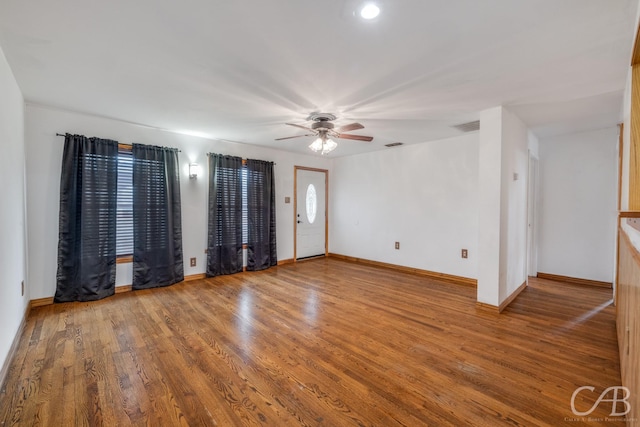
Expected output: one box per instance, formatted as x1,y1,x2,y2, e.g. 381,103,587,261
0,258,622,426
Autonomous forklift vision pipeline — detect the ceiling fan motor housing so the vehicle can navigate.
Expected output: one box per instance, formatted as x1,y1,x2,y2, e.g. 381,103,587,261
311,121,335,130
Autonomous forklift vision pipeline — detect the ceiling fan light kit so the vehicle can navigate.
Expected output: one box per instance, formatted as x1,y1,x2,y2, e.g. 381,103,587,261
309,137,338,155
276,112,373,155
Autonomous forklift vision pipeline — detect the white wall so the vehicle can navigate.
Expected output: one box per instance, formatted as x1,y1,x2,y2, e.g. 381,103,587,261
25,104,330,299
477,107,503,305
538,127,618,282
501,108,531,300
621,68,631,211
0,47,28,371
477,106,531,306
329,133,479,280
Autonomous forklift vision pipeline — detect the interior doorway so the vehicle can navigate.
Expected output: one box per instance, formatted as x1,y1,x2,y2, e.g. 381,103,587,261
526,152,539,279
294,167,328,260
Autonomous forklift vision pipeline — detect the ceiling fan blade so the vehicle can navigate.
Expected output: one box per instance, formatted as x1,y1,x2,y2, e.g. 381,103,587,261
286,123,315,132
336,122,364,133
275,134,314,141
337,133,374,142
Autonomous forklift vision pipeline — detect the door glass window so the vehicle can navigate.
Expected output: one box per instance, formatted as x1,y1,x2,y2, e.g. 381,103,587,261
306,184,317,224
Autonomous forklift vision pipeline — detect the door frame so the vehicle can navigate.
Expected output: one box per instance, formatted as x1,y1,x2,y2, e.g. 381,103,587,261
526,150,539,281
294,166,329,261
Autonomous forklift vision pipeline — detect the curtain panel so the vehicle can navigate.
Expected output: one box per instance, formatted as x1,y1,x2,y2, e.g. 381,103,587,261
246,159,277,270
55,134,118,302
132,144,184,289
207,154,243,276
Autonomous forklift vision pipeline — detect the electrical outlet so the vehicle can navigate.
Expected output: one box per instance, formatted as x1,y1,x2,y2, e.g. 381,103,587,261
461,249,468,259
21,280,24,296
190,257,196,267
395,242,400,250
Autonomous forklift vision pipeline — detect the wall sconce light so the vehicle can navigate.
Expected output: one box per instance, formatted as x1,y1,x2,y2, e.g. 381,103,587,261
189,163,199,179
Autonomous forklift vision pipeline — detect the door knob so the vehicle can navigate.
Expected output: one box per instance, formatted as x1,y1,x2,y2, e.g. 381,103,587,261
297,220,302,224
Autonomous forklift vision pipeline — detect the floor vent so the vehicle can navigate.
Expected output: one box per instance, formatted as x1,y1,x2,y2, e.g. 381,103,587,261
385,142,404,148
452,120,480,132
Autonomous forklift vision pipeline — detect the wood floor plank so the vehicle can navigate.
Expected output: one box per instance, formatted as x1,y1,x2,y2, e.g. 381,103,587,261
0,258,623,426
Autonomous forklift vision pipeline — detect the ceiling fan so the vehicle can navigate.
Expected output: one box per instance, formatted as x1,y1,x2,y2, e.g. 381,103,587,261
275,113,373,154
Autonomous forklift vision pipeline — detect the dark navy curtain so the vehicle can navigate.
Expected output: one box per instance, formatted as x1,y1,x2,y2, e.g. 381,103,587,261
55,134,118,302
207,154,243,276
132,144,184,289
246,159,277,270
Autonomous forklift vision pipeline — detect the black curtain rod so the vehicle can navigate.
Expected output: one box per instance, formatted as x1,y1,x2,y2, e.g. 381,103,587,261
56,133,182,152
206,152,276,165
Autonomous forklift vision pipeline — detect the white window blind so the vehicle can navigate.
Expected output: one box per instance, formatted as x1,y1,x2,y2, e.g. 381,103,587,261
116,147,134,256
241,167,248,244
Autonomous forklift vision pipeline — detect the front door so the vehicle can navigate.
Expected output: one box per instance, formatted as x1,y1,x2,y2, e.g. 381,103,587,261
295,168,327,259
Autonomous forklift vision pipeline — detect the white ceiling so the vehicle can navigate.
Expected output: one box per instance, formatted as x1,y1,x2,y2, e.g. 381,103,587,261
0,0,638,157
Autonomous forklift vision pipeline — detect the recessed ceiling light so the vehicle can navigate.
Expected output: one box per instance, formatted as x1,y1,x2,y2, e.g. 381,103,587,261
360,3,380,20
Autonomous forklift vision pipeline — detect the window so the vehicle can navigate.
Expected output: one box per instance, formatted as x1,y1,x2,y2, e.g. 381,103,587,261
207,154,276,275
116,146,133,256
305,183,317,224
242,167,248,244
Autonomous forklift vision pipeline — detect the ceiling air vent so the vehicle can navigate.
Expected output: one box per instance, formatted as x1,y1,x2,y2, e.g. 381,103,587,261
452,120,480,133
385,142,404,148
